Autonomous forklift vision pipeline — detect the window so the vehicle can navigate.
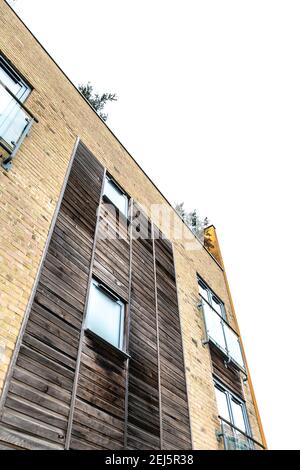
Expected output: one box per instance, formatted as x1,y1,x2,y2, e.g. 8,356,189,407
198,276,245,370
198,279,209,302
85,279,125,350
198,278,226,319
230,397,247,433
0,54,33,170
215,386,231,422
215,382,264,450
103,175,128,216
0,56,30,102
215,383,249,432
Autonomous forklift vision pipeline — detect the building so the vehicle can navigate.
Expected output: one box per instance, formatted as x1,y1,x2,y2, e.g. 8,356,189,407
0,0,266,450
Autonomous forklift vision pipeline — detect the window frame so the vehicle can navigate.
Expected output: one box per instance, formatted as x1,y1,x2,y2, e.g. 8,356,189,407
214,379,252,438
198,275,246,371
0,54,31,102
0,53,35,171
84,278,128,353
102,174,129,218
198,276,226,320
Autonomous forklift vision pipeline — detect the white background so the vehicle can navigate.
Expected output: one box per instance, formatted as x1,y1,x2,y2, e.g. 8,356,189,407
10,0,300,450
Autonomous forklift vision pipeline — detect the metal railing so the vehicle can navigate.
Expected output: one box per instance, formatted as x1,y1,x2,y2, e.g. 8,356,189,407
0,79,37,171
218,417,265,450
201,297,246,371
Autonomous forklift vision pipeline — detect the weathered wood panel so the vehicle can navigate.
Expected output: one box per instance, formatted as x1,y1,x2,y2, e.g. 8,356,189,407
210,344,242,397
126,205,160,450
154,227,192,450
93,200,130,301
69,180,130,450
0,141,104,449
69,336,127,450
0,140,192,450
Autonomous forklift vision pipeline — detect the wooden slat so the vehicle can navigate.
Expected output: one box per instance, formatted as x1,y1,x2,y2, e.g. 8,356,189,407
0,141,104,450
0,141,193,451
210,344,243,396
154,229,192,450
126,206,160,449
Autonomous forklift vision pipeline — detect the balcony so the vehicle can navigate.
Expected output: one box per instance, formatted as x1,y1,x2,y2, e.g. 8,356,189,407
218,417,265,450
201,297,246,371
0,79,36,171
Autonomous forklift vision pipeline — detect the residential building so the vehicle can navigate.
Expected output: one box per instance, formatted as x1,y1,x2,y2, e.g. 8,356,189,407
0,0,266,450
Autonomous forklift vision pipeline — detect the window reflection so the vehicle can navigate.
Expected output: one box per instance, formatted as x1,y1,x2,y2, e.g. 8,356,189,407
85,279,125,350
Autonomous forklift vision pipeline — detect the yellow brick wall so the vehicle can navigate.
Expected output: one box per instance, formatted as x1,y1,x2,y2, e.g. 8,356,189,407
0,0,264,449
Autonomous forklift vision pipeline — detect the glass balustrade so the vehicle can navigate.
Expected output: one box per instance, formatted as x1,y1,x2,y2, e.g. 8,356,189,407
219,418,264,450
223,321,244,368
0,82,34,169
201,298,245,370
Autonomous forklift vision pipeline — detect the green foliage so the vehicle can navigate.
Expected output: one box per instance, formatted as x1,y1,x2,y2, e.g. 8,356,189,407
175,202,209,239
78,82,117,122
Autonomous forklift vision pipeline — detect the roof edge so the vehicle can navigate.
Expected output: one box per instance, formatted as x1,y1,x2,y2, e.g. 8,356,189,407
4,0,223,272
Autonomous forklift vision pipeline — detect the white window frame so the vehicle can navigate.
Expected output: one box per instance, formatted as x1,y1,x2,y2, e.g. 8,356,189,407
0,55,30,102
0,54,33,171
103,175,128,217
198,276,246,371
198,277,226,319
214,380,251,437
85,278,125,351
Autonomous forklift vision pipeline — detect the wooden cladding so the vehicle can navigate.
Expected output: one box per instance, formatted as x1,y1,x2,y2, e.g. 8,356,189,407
127,205,160,450
154,231,191,450
94,200,130,302
69,190,131,450
210,344,242,397
0,141,104,449
0,140,191,450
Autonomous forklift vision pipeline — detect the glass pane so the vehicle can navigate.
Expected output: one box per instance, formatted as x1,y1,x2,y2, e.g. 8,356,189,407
230,398,246,433
211,295,223,316
0,67,21,95
104,178,128,215
223,323,245,369
203,301,226,350
223,421,251,450
0,85,28,149
0,59,29,101
234,430,253,450
85,281,124,349
198,281,209,301
215,387,230,421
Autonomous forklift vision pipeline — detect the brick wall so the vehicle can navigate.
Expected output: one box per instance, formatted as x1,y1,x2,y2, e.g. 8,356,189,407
0,0,264,448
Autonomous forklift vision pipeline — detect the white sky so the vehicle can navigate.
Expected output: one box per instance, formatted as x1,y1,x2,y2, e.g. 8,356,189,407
10,0,300,450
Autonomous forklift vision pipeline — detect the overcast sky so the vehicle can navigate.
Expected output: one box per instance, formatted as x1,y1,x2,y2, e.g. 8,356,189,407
10,0,300,450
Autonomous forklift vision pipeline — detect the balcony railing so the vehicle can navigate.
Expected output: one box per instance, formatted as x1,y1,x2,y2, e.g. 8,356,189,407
201,297,246,371
0,80,36,171
218,417,265,450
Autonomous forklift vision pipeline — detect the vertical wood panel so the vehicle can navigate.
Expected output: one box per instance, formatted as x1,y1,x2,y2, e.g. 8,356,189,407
0,141,192,450
154,227,192,450
0,141,104,449
210,344,242,397
126,205,160,450
69,181,131,450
